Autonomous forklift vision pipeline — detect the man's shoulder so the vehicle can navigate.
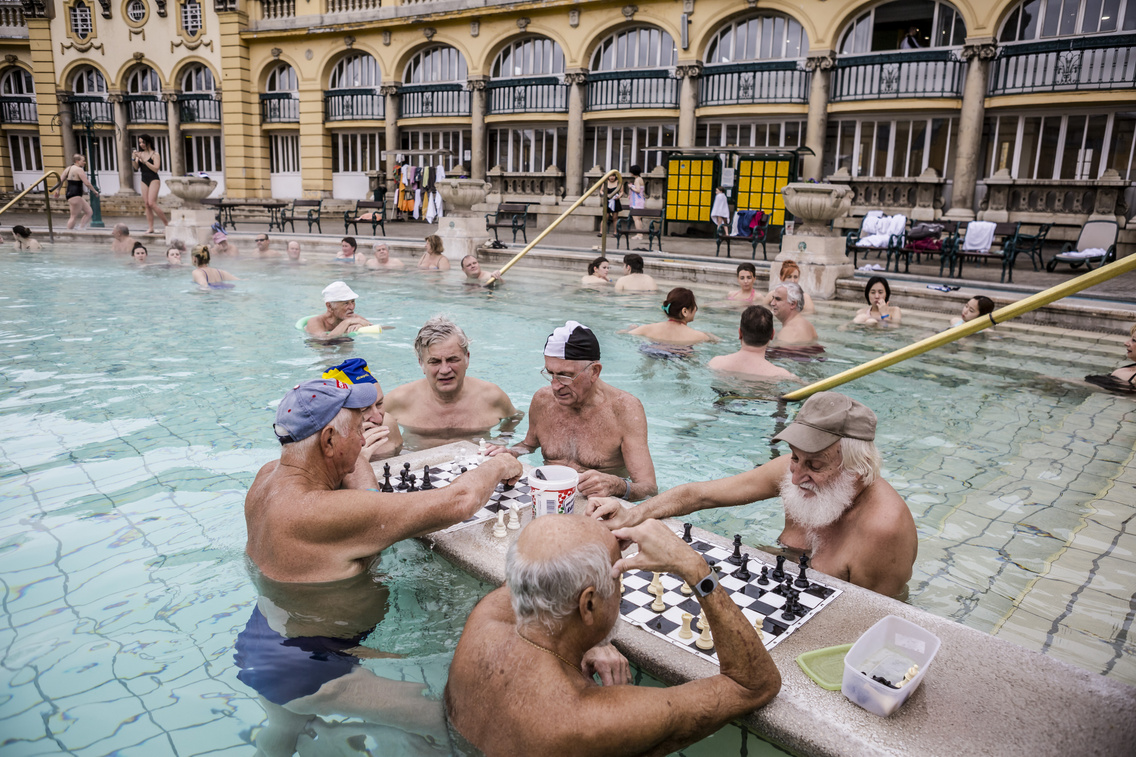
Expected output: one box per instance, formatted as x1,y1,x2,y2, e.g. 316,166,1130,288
598,381,645,413
856,480,914,535
464,376,509,399
385,379,424,404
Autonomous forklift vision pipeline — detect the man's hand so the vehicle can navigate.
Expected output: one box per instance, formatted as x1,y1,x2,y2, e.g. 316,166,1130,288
360,422,391,460
581,642,630,686
487,453,523,487
585,497,639,531
610,520,702,579
485,442,525,458
578,469,626,499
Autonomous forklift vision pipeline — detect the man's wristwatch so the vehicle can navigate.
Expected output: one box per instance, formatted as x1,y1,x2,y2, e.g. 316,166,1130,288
692,569,719,597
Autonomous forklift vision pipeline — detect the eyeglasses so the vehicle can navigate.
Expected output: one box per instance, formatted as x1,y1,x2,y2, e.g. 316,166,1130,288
256,238,268,243
539,363,594,384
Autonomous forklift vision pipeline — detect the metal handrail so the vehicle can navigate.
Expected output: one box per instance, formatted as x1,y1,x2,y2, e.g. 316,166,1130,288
486,169,622,287
0,170,61,243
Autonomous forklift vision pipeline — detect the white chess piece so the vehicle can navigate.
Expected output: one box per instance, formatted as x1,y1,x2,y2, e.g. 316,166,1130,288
753,614,766,641
507,502,520,530
477,439,488,462
651,590,666,613
678,612,694,639
492,508,507,538
695,619,714,650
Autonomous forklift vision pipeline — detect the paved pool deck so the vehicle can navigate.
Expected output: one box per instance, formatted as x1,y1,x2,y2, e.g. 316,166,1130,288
391,442,1135,757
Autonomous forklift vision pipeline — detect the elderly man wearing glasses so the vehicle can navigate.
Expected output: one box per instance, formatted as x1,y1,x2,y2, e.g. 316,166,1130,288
253,233,282,258
488,321,657,501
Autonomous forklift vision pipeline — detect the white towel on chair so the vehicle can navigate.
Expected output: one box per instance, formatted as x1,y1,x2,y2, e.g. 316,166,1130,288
861,210,885,236
962,221,996,252
1061,248,1106,259
858,214,905,248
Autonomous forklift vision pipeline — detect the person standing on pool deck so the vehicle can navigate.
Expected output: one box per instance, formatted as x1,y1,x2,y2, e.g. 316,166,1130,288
52,154,99,230
244,378,523,583
587,392,917,598
305,281,373,338
384,316,520,447
487,321,658,501
445,514,780,756
132,134,169,234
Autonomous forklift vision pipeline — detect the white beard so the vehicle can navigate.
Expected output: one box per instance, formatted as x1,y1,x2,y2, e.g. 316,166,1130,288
780,469,858,540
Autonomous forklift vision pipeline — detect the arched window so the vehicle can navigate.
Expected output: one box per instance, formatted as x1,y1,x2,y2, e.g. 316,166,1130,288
126,65,162,95
72,67,108,95
181,64,215,93
591,27,677,70
1000,0,1136,41
705,14,809,63
404,46,467,84
839,0,966,54
69,1,94,40
265,63,298,93
0,68,34,96
491,37,566,78
329,53,381,89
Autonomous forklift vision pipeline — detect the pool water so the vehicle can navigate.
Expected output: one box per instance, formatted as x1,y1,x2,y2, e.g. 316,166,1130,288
1,249,1132,755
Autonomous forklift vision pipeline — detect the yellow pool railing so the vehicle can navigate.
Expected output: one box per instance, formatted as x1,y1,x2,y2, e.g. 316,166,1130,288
0,170,62,243
782,252,1136,402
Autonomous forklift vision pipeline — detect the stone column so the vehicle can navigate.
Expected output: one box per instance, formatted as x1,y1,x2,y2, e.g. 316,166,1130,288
946,38,997,221
164,92,185,176
381,83,401,197
564,70,587,198
675,63,703,148
802,51,836,181
109,93,138,195
467,76,489,181
57,91,78,163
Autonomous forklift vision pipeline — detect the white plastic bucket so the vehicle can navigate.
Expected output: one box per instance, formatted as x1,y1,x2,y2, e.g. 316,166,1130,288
841,614,941,717
529,465,579,516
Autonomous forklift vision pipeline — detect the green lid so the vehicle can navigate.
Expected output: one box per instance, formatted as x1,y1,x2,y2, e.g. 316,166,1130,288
796,643,853,690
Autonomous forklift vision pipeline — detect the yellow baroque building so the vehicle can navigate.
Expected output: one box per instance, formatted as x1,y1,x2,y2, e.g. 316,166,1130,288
1,0,1133,237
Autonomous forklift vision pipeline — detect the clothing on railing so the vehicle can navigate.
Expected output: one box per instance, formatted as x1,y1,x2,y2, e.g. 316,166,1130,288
425,166,446,224
961,221,996,252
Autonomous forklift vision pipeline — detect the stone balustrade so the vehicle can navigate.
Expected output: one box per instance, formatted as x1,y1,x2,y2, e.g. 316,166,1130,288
258,0,294,19
486,166,565,204
978,168,1131,225
826,167,947,221
327,0,381,13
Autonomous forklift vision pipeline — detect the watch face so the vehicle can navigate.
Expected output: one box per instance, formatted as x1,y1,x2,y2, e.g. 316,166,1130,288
699,577,715,594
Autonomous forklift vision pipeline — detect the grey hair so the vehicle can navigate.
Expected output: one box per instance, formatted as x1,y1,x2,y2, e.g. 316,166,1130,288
113,223,129,236
413,315,470,363
781,282,805,312
286,407,355,454
840,437,881,487
506,540,616,635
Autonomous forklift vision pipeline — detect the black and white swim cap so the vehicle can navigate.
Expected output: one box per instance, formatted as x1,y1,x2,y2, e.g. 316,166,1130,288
544,320,601,361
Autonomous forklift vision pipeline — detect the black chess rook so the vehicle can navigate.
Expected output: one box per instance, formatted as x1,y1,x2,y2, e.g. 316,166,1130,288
772,554,786,580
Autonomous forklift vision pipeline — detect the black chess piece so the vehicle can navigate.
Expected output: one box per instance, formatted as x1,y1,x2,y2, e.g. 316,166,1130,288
727,534,743,565
772,554,786,580
408,473,418,492
795,557,810,588
459,466,467,474
402,462,411,478
781,601,797,622
735,554,752,582
757,565,770,586
682,523,692,543
420,465,433,490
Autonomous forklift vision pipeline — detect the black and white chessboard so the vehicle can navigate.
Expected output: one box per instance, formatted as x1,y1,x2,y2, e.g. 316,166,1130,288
384,457,533,535
619,530,841,663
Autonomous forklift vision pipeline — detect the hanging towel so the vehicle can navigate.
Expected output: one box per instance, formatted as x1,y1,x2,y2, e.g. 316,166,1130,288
962,221,997,252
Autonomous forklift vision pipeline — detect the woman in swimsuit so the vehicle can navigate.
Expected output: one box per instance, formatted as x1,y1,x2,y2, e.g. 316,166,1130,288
580,256,611,286
417,234,451,271
949,295,995,328
1086,324,1136,394
727,263,759,303
853,275,901,326
626,288,720,346
761,261,815,314
191,245,239,289
133,134,169,234
52,153,99,230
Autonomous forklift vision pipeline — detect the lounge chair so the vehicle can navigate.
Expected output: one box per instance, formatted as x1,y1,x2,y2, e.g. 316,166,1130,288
1046,219,1119,272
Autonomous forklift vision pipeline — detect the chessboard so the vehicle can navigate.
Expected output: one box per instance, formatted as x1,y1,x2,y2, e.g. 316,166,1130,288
380,455,533,535
619,526,841,663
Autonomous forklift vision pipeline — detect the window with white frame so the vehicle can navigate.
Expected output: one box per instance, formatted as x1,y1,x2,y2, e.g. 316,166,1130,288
8,135,42,173
591,27,677,70
72,67,108,95
266,63,298,93
488,127,567,173
269,133,300,174
126,66,161,95
829,117,957,178
80,134,117,173
491,37,566,78
982,111,1136,181
126,0,147,22
181,0,203,37
404,47,467,84
329,53,381,89
839,0,965,54
705,14,809,63
330,132,380,174
70,2,94,40
184,134,222,173
1,68,34,96
696,120,805,149
398,130,469,169
585,124,676,172
1000,0,1136,40
181,64,215,93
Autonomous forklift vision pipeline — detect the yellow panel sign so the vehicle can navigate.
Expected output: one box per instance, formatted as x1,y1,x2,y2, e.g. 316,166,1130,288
665,156,717,223
734,158,793,227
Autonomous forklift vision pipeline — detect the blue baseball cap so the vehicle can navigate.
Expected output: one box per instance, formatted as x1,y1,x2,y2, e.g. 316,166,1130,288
274,378,377,444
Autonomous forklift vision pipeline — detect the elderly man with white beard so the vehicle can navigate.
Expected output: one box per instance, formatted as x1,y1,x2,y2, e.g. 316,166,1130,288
587,392,917,599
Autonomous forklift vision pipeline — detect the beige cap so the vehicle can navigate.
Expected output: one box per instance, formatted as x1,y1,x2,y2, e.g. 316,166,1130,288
772,392,876,453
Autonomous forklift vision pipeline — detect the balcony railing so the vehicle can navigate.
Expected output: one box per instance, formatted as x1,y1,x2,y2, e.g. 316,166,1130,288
67,96,114,125
587,70,679,111
260,92,299,123
0,96,36,124
400,83,470,118
487,166,566,201
324,89,384,121
989,33,1136,95
488,77,569,114
124,94,165,123
831,49,964,102
700,60,809,106
327,0,380,12
827,168,947,221
178,93,220,123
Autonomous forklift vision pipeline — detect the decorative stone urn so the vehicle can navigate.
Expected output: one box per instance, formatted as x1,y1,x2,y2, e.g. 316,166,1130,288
435,179,493,260
774,181,854,300
165,176,219,249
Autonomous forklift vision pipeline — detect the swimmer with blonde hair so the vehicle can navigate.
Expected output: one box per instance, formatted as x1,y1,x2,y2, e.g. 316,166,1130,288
191,244,239,289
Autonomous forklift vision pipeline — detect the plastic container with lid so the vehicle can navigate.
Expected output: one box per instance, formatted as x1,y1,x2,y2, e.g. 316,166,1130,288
841,615,941,716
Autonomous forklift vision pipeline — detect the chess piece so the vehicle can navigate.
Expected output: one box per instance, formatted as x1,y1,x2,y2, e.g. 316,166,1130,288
781,599,797,622
757,565,770,586
899,664,920,687
696,612,708,631
420,465,434,490
492,509,507,538
679,612,694,639
735,554,752,582
682,523,692,543
651,590,665,613
728,534,743,565
408,474,418,492
679,579,692,596
795,552,810,588
507,502,521,530
753,614,766,641
380,463,393,493
478,438,488,461
695,621,713,650
648,572,663,596
772,554,786,580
